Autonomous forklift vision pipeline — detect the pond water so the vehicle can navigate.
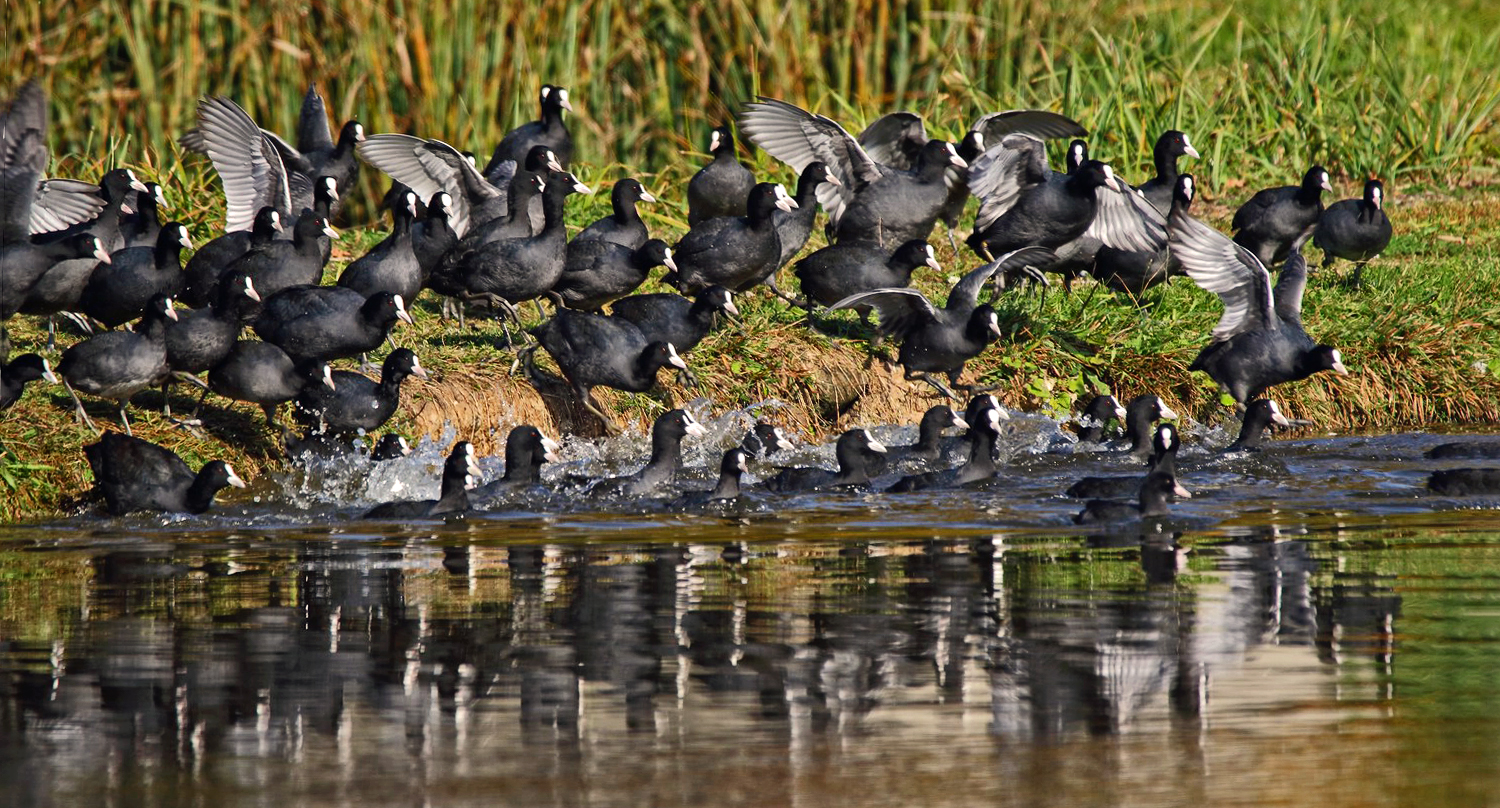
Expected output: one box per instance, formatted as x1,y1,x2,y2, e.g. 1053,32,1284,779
3,412,1499,807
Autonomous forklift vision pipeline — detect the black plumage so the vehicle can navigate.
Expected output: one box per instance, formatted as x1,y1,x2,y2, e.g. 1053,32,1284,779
180,206,282,308
206,340,333,429
253,286,413,365
1,352,56,410
687,125,756,226
364,442,480,518
1231,165,1331,268
57,296,177,434
227,210,336,301
524,308,688,434
485,84,574,174
293,348,427,437
555,238,675,311
84,432,246,515
1313,179,1392,285
1135,130,1200,215
588,408,708,497
78,222,191,329
795,238,938,312
764,428,888,492
338,191,421,301
607,285,737,354
575,178,655,249
1073,469,1190,525
772,161,839,267
1224,398,1291,451
667,182,797,293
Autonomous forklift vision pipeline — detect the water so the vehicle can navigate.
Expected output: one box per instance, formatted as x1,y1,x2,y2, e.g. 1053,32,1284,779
4,414,1500,807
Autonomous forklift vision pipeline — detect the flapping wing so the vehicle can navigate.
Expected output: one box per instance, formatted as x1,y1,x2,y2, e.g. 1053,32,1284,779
0,165,41,243
829,287,939,333
1,80,48,167
858,112,927,171
196,96,291,232
739,97,882,227
31,178,105,236
1085,183,1167,252
1168,204,1274,341
968,133,1051,232
262,129,314,176
358,134,499,238
1272,248,1309,328
970,110,1088,143
296,86,334,154
947,246,1056,311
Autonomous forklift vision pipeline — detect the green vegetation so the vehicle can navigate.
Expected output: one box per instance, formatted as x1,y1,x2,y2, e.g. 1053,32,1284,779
1,0,1498,522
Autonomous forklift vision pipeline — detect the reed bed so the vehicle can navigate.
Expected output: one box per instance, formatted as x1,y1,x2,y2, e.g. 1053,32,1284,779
6,0,1497,198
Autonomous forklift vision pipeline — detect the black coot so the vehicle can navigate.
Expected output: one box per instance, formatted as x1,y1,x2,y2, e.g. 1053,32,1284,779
829,247,1053,398
1115,394,1179,459
524,309,687,434
764,428,888,492
1073,469,1190,525
338,191,421,301
1067,423,1183,499
668,182,796,294
1428,469,1500,496
364,442,480,518
228,210,336,300
180,206,282,308
1,352,56,410
1313,179,1392,285
58,295,177,434
795,238,938,312
4,234,110,323
120,181,167,248
887,400,1006,491
79,222,191,328
271,86,365,199
370,433,411,461
207,340,333,428
1224,398,1292,451
471,425,562,501
740,421,794,459
773,161,839,266
555,238,675,311
886,404,969,468
412,191,458,280
607,285,738,354
1170,205,1349,405
484,84,574,174
1135,130,1200,215
574,178,654,249
687,125,756,226
163,272,263,410
671,448,752,508
253,286,412,364
1073,394,1127,444
293,348,427,437
589,408,708,497
1089,173,1195,296
84,431,246,515
1231,165,1331,268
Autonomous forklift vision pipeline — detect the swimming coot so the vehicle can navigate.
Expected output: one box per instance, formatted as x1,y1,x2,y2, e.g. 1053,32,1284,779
589,408,709,498
887,399,1006,491
369,433,411,462
84,431,246,515
1313,179,1392,286
471,425,562,501
1427,468,1500,496
1073,394,1128,444
1073,469,1190,525
764,428,888,492
1067,423,1183,499
1223,398,1292,452
687,125,756,226
1170,205,1349,405
1231,165,1331,268
364,441,480,518
740,421,794,459
886,404,969,469
670,447,753,508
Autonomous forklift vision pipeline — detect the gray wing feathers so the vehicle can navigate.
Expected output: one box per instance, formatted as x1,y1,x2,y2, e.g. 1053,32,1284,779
31,178,105,236
1085,185,1167,252
968,134,1050,232
739,97,881,227
1168,207,1274,341
829,287,939,323
947,246,1056,310
857,112,927,170
971,110,1088,143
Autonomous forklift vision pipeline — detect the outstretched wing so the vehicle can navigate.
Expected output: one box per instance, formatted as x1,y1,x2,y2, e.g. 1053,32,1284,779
195,96,292,232
739,97,883,228
1168,203,1274,342
296,85,334,154
968,133,1051,232
970,110,1088,143
1272,247,1309,328
1085,183,1167,252
31,178,105,236
1,80,48,169
858,112,927,171
829,287,940,337
359,134,501,238
946,246,1056,311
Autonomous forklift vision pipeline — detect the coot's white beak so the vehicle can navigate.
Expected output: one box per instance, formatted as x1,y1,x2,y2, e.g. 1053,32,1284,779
127,171,148,193
545,151,564,173
1331,349,1349,375
322,365,336,390
323,224,341,239
865,434,888,453
410,358,429,380
93,240,112,263
950,413,969,429
394,295,414,325
557,89,573,112
1268,401,1291,427
243,277,261,302
1158,402,1179,420
774,185,798,212
986,408,1004,430
1172,480,1193,499
573,180,593,195
640,189,657,203
684,415,708,438
154,186,168,208
224,463,247,488
667,343,687,369
661,248,678,272
1183,135,1200,160
722,292,740,317
947,143,967,168
41,358,58,384
774,429,794,451
541,435,562,463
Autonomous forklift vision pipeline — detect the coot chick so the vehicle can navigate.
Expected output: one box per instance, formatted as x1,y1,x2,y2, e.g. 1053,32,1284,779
670,448,752,507
1224,398,1292,451
668,182,796,294
58,295,177,434
687,125,756,226
888,400,1005,491
253,286,412,365
338,191,420,301
364,442,480,518
228,210,336,300
1073,470,1190,525
1170,205,1349,405
1073,394,1128,444
179,207,282,308
740,421,794,459
1067,423,1183,499
484,84,574,174
1427,469,1500,497
1231,165,1331,268
84,431,246,515
764,428,888,492
292,348,427,438
471,425,562,500
1135,130,1200,216
207,340,334,429
555,238,675,311
79,222,191,329
589,408,708,498
608,285,738,354
796,238,938,315
773,161,840,267
370,433,411,462
575,178,655,249
524,309,687,434
1,353,56,410
1313,179,1391,286
887,404,969,468
830,246,1053,398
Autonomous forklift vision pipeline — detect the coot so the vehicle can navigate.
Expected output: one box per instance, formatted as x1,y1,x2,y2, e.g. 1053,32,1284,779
292,348,427,437
764,428,887,491
588,408,708,497
1231,165,1331,268
574,178,655,250
524,309,687,434
84,431,245,515
1313,179,1392,286
364,442,480,518
687,125,756,226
